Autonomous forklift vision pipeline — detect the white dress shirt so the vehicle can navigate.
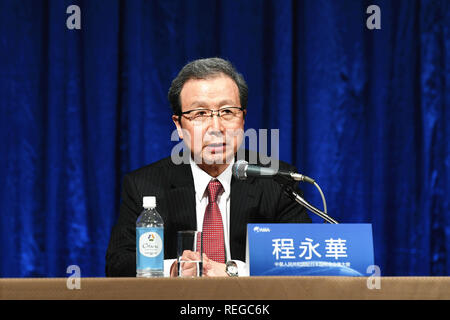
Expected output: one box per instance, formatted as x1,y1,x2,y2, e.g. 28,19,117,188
163,157,248,276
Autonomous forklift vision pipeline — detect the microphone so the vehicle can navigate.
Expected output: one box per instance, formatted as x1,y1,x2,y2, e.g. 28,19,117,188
232,160,337,223
232,160,315,184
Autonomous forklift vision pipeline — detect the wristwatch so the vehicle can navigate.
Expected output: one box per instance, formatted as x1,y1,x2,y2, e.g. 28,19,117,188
225,260,239,277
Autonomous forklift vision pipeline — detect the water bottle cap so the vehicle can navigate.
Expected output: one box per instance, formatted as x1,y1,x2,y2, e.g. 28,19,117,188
143,196,156,209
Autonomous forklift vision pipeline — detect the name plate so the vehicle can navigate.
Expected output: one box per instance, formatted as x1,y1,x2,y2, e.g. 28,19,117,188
247,223,374,276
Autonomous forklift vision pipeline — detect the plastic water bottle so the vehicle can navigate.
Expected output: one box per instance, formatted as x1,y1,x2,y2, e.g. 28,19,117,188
136,196,164,277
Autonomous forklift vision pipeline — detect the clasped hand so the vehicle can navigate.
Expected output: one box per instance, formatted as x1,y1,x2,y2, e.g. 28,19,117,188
170,250,228,277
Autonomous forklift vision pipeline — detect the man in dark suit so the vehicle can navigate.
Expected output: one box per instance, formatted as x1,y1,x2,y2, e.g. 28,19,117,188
105,58,311,277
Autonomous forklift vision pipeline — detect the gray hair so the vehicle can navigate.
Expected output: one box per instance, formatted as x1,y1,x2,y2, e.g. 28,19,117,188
168,57,248,116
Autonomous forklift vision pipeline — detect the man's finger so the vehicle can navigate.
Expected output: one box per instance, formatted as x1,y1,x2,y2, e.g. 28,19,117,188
181,250,201,261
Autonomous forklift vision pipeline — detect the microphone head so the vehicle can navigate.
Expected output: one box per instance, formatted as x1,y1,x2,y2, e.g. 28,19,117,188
232,160,248,180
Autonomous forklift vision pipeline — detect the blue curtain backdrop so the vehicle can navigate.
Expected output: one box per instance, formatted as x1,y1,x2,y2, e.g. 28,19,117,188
0,0,448,277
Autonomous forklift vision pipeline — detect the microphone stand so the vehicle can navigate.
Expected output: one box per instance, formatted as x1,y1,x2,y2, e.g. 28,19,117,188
282,184,339,224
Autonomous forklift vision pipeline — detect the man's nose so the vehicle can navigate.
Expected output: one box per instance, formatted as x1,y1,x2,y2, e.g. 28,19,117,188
209,113,224,132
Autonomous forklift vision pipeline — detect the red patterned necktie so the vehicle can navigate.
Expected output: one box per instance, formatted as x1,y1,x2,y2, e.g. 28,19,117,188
202,180,225,263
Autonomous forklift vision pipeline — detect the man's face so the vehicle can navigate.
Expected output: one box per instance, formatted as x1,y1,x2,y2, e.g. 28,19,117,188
172,75,245,166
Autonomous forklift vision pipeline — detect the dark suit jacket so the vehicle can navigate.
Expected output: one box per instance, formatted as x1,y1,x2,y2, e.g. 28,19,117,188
105,151,311,277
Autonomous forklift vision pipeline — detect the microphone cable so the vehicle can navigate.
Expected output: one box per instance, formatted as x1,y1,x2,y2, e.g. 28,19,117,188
313,181,327,214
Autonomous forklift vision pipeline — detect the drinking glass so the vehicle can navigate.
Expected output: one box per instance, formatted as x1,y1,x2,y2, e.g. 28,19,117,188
177,231,203,277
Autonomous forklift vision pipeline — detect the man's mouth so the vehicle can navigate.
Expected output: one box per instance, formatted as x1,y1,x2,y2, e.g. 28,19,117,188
207,142,226,147
205,142,227,153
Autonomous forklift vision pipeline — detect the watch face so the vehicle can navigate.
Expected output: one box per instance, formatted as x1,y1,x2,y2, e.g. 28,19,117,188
228,266,238,274
226,261,238,276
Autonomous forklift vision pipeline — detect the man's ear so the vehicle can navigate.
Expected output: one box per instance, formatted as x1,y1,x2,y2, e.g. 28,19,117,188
172,115,184,140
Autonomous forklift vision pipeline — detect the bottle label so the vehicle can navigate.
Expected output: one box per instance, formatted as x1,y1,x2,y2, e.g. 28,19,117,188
136,227,164,270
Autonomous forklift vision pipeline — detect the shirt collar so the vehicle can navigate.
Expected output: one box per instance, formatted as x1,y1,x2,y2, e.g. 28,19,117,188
189,156,234,201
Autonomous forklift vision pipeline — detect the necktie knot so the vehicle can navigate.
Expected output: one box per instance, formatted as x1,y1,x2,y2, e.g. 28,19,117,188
207,180,223,203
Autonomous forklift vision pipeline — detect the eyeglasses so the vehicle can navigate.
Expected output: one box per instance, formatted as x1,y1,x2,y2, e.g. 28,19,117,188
180,106,245,124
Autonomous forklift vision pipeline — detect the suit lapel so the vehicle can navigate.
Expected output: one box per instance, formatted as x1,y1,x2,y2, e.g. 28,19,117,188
228,148,265,259
230,177,260,220
231,147,261,223
166,162,197,230
229,176,261,259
